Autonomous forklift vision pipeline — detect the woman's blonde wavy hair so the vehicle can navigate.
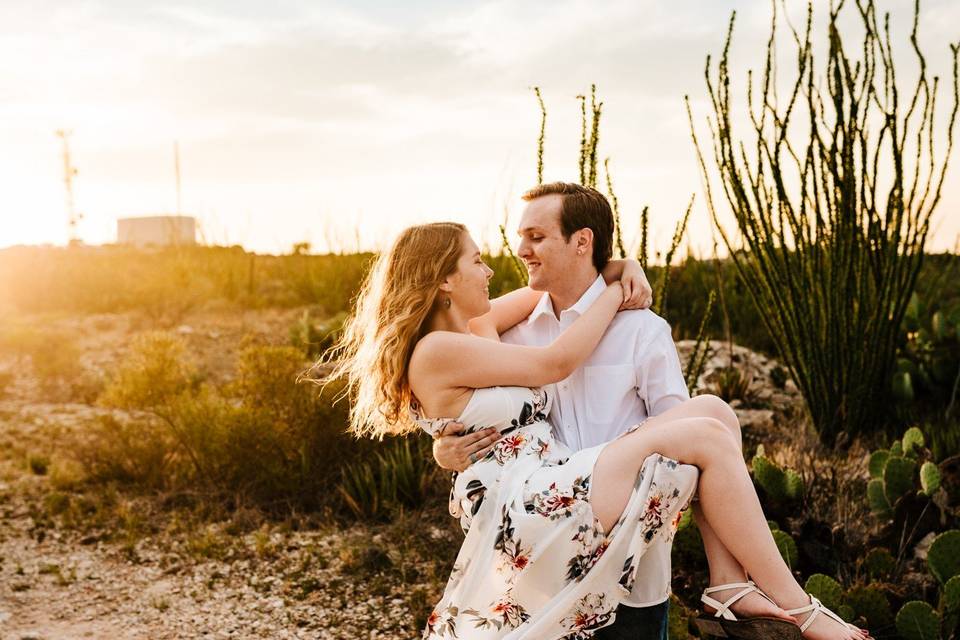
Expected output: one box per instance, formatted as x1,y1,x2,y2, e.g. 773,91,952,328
321,222,467,439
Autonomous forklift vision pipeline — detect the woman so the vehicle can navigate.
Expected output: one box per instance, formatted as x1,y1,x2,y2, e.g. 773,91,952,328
326,222,869,640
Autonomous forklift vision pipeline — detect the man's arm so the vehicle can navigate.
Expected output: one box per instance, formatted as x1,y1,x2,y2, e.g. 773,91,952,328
636,319,689,416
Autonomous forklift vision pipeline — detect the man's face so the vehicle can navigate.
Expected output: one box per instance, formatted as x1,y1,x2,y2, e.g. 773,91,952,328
516,194,578,292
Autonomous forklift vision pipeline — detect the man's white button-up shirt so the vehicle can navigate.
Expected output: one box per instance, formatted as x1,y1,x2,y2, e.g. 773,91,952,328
500,274,690,606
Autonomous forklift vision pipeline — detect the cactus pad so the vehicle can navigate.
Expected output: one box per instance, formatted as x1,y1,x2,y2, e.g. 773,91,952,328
868,479,892,516
752,455,788,502
869,450,890,479
920,461,941,496
785,469,804,500
845,584,893,628
942,575,960,614
838,604,857,623
863,547,896,580
890,440,904,456
895,600,940,640
883,456,917,504
928,530,960,584
805,574,843,611
771,529,799,570
903,427,925,456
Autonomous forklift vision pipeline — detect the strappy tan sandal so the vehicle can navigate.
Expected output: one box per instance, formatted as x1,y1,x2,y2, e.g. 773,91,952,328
785,594,870,638
695,581,802,639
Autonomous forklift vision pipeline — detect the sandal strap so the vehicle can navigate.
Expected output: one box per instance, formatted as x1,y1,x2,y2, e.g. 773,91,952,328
785,595,852,633
701,581,767,621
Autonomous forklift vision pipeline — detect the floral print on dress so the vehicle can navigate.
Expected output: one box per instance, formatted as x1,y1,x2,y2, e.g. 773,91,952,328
412,385,699,640
565,519,609,583
463,590,530,632
493,507,532,576
527,475,591,520
559,593,616,639
492,433,529,465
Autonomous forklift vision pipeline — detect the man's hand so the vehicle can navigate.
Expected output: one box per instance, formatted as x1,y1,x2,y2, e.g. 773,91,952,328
432,423,500,473
619,260,653,311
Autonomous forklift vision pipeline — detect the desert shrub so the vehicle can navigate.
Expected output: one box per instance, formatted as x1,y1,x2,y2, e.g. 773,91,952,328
338,435,441,521
77,415,172,488
0,325,83,393
100,332,197,412
710,366,752,403
289,310,347,359
90,332,375,512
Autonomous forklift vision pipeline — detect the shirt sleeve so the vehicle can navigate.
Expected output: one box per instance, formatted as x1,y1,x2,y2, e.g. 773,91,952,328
636,319,690,416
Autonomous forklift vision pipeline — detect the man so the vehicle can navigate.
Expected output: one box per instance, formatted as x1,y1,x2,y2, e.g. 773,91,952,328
433,182,689,639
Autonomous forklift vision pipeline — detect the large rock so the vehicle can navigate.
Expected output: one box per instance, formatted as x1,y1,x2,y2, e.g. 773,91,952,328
676,340,803,425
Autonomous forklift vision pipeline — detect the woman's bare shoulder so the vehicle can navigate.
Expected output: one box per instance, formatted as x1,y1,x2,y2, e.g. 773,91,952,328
409,331,467,378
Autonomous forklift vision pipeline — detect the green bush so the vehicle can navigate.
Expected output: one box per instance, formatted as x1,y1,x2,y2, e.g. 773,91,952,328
338,436,440,521
90,332,374,512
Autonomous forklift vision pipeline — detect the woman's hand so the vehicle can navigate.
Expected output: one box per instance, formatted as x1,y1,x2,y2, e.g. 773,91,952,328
432,423,500,473
618,260,653,310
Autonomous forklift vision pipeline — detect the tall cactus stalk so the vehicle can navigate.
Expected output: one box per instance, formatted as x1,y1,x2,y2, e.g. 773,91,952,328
604,158,627,259
533,86,547,186
688,0,960,442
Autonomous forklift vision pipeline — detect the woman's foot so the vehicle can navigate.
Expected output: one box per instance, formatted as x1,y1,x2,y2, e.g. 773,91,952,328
702,582,798,623
785,595,872,640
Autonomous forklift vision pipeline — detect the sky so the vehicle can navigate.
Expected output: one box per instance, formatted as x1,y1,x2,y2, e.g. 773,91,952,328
1,0,959,257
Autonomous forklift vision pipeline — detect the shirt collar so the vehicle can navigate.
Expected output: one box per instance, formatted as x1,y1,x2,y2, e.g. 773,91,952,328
527,275,607,325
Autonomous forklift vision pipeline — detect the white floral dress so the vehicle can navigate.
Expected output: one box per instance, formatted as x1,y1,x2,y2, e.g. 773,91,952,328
413,385,699,640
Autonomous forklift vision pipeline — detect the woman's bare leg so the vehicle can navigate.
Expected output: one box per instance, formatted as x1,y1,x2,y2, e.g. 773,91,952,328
589,414,867,640
660,397,753,593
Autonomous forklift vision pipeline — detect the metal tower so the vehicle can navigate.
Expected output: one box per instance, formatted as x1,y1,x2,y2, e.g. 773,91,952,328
55,129,82,244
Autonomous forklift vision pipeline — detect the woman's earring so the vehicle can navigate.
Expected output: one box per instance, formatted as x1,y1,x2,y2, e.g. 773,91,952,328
444,296,452,308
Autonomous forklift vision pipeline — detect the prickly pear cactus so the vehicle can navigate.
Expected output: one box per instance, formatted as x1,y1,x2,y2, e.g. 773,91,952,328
895,600,940,640
869,450,890,478
883,455,917,504
805,574,843,611
785,469,804,500
891,439,904,456
921,461,941,496
943,575,960,638
837,604,857,623
845,584,894,628
903,426,926,457
943,575,960,613
771,528,798,570
752,455,788,502
928,530,960,584
863,547,896,580
868,479,893,517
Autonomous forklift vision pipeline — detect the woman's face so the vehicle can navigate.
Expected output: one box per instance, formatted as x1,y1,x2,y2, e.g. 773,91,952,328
445,232,494,318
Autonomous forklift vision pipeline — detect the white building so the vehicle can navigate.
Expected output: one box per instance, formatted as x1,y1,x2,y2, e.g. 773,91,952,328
117,216,196,247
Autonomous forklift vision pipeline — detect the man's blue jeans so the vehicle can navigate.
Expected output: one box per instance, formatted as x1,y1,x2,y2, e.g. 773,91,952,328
594,600,669,640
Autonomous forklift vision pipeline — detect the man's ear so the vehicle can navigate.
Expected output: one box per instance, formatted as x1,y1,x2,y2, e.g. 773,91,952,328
575,228,594,255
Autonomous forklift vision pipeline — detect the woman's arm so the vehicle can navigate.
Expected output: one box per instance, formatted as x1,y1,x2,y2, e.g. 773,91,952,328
412,283,624,390
467,287,542,339
468,258,652,339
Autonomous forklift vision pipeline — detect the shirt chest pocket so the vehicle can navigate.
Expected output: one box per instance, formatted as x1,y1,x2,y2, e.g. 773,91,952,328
584,364,637,425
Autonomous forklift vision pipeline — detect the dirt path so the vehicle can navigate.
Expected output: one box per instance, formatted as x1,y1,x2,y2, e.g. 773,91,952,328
0,500,424,640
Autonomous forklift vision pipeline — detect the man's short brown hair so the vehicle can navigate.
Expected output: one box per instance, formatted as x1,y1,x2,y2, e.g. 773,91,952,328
522,182,614,272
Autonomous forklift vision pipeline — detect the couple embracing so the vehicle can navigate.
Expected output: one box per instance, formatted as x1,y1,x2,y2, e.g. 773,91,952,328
326,183,871,640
